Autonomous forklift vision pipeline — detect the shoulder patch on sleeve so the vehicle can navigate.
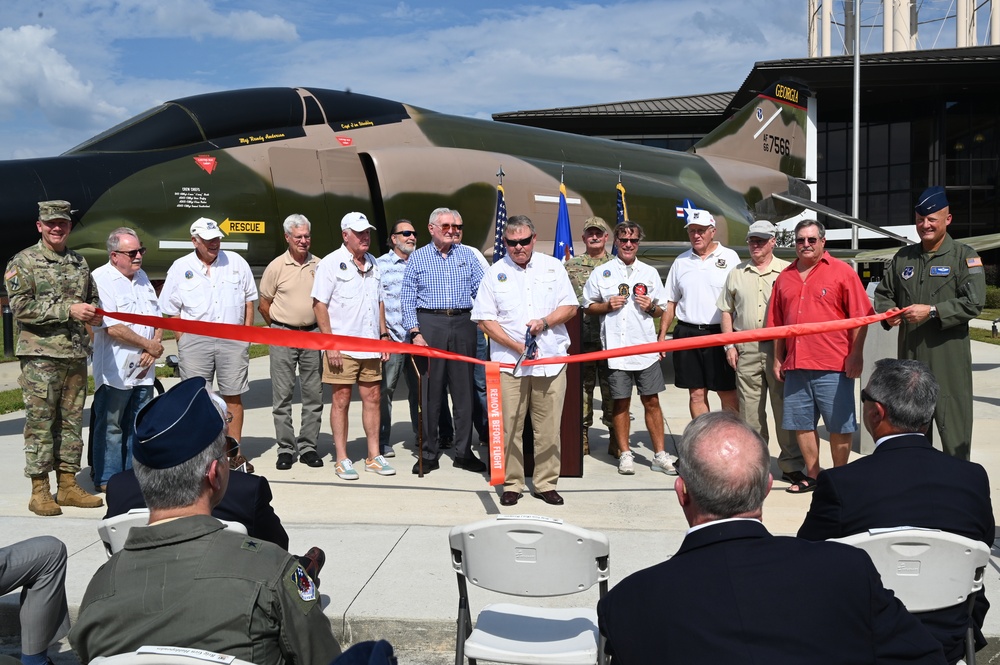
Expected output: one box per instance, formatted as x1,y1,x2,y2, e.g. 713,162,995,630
968,257,983,268
284,563,318,613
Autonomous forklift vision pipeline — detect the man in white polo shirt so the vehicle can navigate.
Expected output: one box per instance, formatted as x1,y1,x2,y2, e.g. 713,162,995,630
583,221,676,476
159,217,257,469
659,207,739,418
91,227,162,492
472,215,578,506
312,212,394,481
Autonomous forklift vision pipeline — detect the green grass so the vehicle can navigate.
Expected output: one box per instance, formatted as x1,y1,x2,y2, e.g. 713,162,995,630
978,308,1000,322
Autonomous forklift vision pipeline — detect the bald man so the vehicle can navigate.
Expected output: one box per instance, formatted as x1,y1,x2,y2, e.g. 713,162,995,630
597,411,945,664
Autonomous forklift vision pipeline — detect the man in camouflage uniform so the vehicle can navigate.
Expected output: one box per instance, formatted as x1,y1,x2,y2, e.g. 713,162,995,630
565,216,617,456
4,200,104,516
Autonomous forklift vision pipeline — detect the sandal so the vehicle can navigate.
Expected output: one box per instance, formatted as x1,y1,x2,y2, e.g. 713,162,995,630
785,476,816,494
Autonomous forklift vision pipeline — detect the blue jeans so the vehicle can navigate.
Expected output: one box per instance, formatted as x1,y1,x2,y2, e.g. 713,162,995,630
91,384,154,487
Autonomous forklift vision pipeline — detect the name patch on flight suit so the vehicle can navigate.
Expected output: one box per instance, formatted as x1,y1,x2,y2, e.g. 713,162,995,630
930,266,951,276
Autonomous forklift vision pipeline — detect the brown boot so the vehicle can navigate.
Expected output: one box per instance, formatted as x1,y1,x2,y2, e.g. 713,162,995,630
29,476,62,516
55,471,104,508
582,429,590,456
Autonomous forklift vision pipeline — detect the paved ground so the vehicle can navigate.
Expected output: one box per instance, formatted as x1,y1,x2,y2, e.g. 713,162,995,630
0,328,998,664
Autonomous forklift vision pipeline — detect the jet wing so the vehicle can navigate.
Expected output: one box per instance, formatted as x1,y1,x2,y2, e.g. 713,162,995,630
772,193,912,245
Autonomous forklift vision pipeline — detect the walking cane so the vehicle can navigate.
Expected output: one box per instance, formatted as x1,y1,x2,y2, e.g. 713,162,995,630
410,355,425,478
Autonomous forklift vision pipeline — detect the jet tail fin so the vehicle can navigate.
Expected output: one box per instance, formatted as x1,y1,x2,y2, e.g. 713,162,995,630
691,80,810,180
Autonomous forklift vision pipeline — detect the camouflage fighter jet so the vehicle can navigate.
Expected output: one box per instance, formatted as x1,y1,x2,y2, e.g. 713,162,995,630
0,80,813,279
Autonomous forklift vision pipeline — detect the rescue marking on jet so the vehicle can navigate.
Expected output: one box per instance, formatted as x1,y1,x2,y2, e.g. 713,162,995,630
193,156,217,174
219,219,266,234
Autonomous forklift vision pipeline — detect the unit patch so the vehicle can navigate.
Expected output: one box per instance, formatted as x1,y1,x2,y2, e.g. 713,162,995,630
618,284,630,298
901,266,914,280
291,565,317,602
497,273,507,282
184,270,194,280
634,283,648,297
715,259,727,269
339,262,347,270
602,270,611,278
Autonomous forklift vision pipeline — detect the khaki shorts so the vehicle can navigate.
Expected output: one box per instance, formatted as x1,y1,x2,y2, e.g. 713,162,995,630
322,355,382,384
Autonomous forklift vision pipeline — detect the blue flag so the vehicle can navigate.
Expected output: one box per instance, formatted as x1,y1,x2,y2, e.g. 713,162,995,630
553,183,574,262
493,184,507,262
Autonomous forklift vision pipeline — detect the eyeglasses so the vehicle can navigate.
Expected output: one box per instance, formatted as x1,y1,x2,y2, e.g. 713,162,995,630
860,388,879,404
438,224,463,232
686,227,712,236
224,436,240,459
113,247,148,259
795,236,820,245
746,237,771,245
505,237,533,247
617,238,639,246
393,230,417,237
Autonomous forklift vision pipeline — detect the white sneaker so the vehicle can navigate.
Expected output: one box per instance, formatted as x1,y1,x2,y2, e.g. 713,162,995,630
335,459,359,481
365,455,396,476
652,451,678,475
618,450,635,475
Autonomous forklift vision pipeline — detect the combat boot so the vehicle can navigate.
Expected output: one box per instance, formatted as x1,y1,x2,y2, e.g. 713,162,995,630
29,476,62,516
582,429,590,456
55,471,104,509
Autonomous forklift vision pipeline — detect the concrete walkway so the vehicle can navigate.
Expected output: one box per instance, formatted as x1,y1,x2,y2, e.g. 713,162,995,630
0,335,998,664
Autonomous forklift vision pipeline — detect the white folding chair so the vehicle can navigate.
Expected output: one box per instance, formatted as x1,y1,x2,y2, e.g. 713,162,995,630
90,645,254,665
449,515,610,665
832,527,992,665
98,509,248,557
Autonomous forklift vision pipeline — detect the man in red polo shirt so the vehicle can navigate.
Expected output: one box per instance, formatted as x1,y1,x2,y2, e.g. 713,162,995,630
766,220,873,494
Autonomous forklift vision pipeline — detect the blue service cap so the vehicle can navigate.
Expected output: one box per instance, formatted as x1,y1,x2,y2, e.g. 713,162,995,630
133,377,225,469
915,186,949,216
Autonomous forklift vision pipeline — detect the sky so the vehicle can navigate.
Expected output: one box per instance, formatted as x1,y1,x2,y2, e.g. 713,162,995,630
0,0,978,161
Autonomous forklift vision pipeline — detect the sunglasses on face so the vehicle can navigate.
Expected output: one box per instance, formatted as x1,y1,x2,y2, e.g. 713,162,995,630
860,388,878,404
795,237,820,245
393,230,417,237
617,238,639,246
113,247,148,259
505,237,533,247
438,224,463,232
224,436,240,458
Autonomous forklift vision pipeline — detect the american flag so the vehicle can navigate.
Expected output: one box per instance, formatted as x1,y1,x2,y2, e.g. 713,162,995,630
493,184,508,262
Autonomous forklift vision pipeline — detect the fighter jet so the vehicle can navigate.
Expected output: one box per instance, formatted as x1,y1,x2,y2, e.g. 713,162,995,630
0,80,812,279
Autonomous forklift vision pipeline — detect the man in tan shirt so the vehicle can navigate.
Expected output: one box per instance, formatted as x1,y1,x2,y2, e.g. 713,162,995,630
717,221,803,483
258,214,324,470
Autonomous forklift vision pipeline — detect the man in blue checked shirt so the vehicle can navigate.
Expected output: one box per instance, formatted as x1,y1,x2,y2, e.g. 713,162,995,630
400,208,487,475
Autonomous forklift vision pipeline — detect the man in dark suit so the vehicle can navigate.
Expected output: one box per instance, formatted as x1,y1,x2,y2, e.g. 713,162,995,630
598,410,945,664
799,358,994,663
105,467,289,550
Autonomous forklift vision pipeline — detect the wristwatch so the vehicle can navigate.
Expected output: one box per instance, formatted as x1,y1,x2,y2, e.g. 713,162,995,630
724,344,735,352
929,306,939,319
408,330,423,342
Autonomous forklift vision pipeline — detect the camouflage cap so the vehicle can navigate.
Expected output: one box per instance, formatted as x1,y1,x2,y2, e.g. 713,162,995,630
38,200,72,222
582,216,611,235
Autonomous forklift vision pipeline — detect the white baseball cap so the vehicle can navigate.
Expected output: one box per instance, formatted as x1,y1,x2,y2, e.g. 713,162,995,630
684,209,716,228
190,217,224,240
341,212,375,233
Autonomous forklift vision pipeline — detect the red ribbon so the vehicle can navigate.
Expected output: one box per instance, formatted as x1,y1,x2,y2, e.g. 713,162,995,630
484,363,505,486
97,308,902,369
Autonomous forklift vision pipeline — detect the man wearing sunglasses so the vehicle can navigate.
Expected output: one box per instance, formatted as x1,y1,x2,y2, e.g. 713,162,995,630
5,199,104,516
91,227,163,492
766,219,874,493
400,207,487,475
472,215,578,506
583,222,676,476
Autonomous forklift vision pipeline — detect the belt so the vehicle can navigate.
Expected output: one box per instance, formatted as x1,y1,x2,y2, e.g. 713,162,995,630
270,319,318,331
677,321,721,331
417,308,471,316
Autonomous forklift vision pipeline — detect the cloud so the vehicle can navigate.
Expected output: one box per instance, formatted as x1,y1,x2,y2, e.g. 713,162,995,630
0,25,126,130
146,0,299,42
